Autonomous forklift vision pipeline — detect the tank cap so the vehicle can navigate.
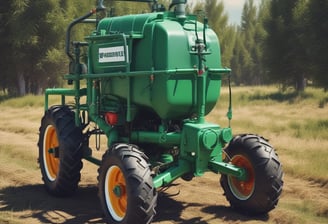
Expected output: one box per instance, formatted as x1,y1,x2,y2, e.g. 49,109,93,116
170,0,187,18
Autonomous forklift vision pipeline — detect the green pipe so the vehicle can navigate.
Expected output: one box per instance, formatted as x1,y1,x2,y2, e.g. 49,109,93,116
44,93,49,111
83,156,102,166
153,159,190,188
208,160,247,181
45,88,77,96
197,74,206,123
44,88,87,111
130,131,181,145
63,68,230,80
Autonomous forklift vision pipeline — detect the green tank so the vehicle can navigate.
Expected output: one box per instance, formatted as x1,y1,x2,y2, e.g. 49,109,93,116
87,12,223,119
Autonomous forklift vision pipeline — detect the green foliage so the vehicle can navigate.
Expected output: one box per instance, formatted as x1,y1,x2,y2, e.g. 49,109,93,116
229,0,271,86
191,0,234,67
106,0,152,16
1,0,328,95
0,0,94,96
229,0,328,90
263,0,328,91
307,0,328,90
204,0,232,66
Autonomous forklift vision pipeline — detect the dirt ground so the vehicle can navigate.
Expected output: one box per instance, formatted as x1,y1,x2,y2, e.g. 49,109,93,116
1,162,327,224
0,107,327,224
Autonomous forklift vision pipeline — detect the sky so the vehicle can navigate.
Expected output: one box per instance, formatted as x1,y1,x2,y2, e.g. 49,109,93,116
219,0,261,25
188,0,261,25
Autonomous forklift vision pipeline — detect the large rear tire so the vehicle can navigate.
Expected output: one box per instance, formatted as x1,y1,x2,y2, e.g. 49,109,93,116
98,144,157,224
220,134,283,214
38,105,83,196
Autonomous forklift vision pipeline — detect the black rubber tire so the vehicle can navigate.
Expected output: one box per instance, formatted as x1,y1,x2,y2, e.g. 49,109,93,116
220,134,284,215
98,144,157,224
38,105,83,196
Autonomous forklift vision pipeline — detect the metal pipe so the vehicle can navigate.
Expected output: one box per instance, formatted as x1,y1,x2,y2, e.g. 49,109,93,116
65,0,105,61
153,159,190,188
130,131,181,145
65,10,97,62
208,160,247,181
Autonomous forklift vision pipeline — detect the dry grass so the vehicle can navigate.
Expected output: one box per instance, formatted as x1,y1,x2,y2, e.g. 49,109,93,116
208,86,328,186
1,86,327,184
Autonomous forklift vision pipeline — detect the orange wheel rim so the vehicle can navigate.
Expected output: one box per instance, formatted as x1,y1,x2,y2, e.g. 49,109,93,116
228,155,255,200
43,125,59,181
105,165,127,221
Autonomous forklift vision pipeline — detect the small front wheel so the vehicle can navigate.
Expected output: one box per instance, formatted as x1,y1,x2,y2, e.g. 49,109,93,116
98,144,157,224
220,134,283,214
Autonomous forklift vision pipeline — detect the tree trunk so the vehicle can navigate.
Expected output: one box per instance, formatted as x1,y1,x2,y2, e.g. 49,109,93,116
17,73,26,96
295,73,305,92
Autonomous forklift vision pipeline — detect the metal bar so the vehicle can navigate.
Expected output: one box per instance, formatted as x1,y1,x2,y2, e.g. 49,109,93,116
130,131,181,145
45,88,87,96
208,160,247,181
46,88,76,96
71,68,231,80
83,156,102,166
153,160,190,188
208,68,231,74
83,19,97,23
44,88,87,111
78,69,198,79
61,95,65,105
197,74,206,123
44,93,49,111
44,88,81,111
66,10,96,61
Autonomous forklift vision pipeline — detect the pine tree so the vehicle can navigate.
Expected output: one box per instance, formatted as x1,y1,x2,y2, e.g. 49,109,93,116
0,0,13,93
263,0,309,91
0,0,95,95
307,0,328,90
230,0,267,85
192,0,235,67
240,0,257,85
205,0,233,67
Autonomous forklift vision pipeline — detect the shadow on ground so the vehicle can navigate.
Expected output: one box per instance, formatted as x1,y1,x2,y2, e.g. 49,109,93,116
0,184,103,223
0,184,268,223
154,191,269,224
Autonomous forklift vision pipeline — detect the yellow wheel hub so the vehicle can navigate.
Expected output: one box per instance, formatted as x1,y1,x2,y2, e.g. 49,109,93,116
43,125,59,181
105,165,127,221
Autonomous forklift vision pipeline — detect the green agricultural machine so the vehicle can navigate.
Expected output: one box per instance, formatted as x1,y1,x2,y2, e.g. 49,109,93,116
38,0,283,223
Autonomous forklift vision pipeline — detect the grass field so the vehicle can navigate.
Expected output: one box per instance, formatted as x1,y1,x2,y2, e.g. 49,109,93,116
208,86,328,185
0,86,327,223
1,86,328,183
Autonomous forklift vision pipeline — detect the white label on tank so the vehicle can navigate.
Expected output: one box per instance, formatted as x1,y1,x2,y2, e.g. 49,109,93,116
98,46,126,63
